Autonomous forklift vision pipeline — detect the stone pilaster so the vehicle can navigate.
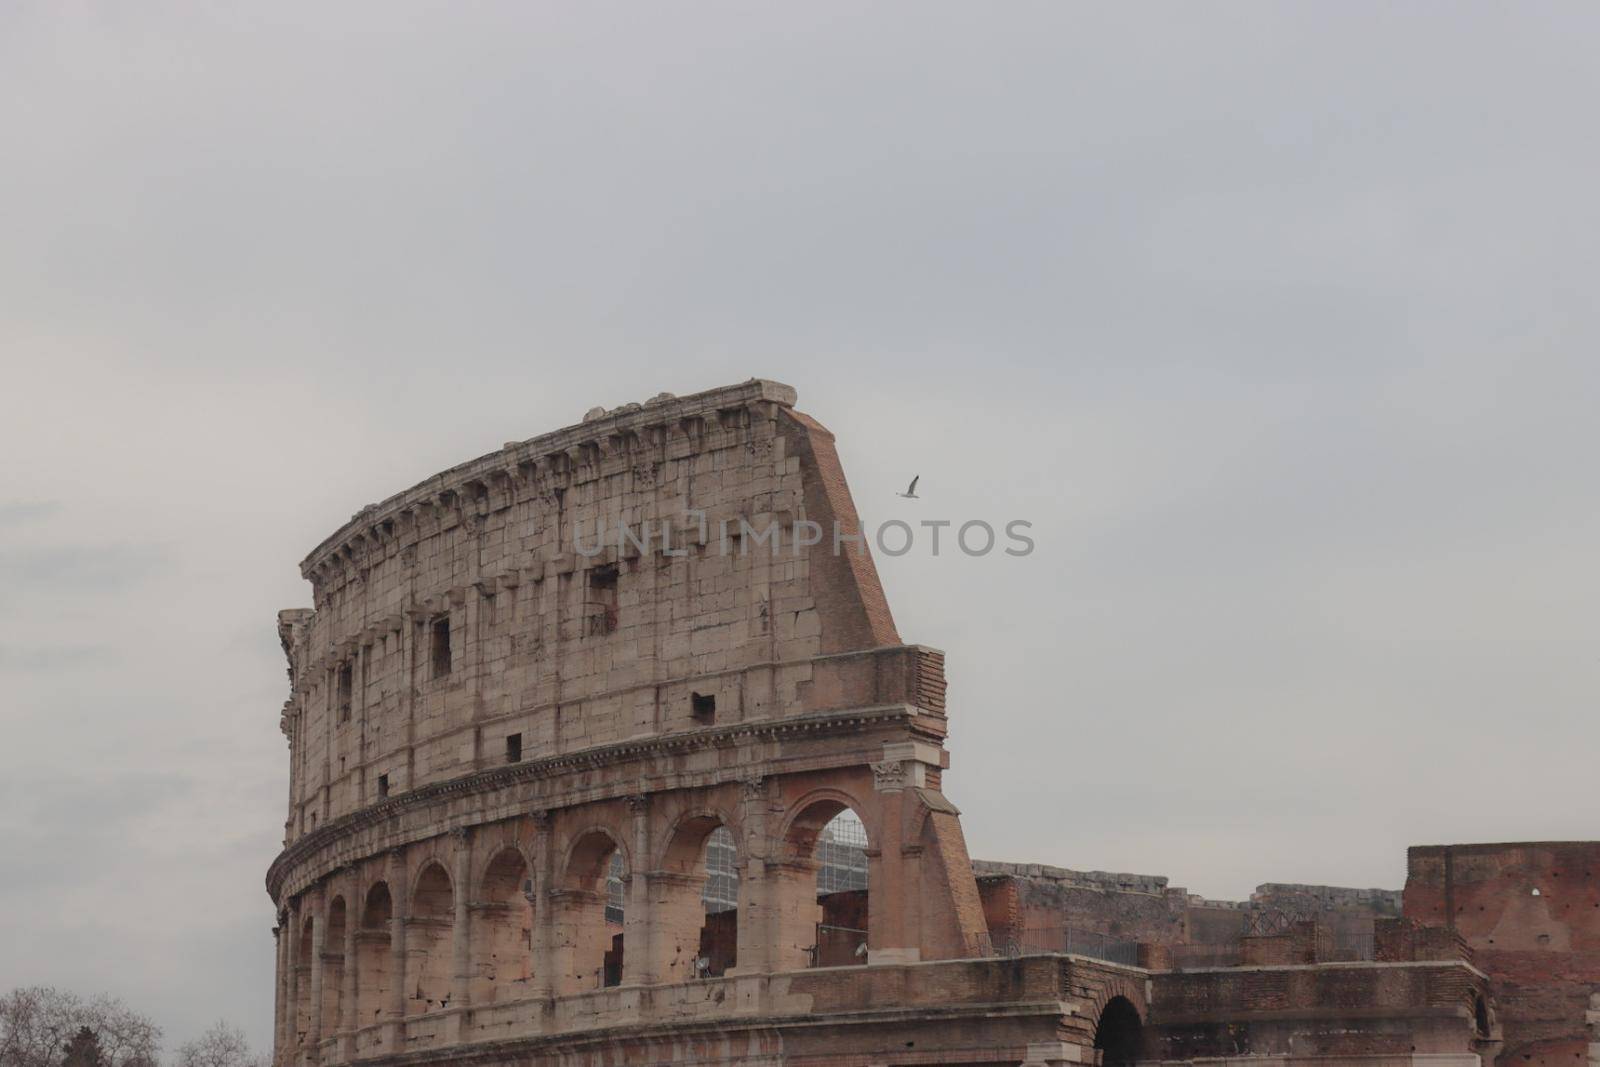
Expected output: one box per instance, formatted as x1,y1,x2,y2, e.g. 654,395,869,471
622,795,653,986
307,899,323,1060
339,869,358,1057
528,810,556,1002
450,827,473,1040
385,848,407,1046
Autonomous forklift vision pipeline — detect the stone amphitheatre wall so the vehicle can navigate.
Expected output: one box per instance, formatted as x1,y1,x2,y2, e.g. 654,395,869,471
277,379,915,839
267,379,992,1067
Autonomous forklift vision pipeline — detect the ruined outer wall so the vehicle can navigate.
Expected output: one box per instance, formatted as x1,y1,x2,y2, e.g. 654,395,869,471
1405,842,1600,1067
267,379,996,1067
972,860,1399,956
1148,960,1492,1063
276,380,906,842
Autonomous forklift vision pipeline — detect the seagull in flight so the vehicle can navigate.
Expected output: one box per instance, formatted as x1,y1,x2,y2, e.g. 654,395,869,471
896,475,920,499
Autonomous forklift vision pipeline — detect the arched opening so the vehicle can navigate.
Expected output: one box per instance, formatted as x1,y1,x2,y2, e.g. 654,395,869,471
557,829,625,993
356,883,393,1028
781,799,870,969
321,897,347,1035
702,826,739,975
405,862,454,1015
654,816,740,982
475,849,533,1004
295,917,314,1045
1094,996,1143,1067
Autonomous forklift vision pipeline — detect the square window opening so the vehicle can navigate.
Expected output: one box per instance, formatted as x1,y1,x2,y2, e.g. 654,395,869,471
506,732,523,764
431,616,452,677
336,662,353,722
587,564,619,636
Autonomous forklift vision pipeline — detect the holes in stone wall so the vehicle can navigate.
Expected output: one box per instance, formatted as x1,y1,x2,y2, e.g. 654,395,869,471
586,565,618,637
431,617,452,677
337,662,353,722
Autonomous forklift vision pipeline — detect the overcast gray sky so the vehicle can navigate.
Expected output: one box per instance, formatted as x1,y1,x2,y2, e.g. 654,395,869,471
3,1,1598,1055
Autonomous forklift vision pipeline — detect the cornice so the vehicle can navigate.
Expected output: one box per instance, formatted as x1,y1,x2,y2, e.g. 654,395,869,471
266,702,922,899
299,378,796,581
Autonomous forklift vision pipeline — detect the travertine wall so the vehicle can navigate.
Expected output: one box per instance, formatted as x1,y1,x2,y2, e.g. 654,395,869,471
267,380,994,1067
278,380,908,839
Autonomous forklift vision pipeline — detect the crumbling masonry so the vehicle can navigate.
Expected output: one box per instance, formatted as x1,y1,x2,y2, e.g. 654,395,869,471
269,379,1574,1067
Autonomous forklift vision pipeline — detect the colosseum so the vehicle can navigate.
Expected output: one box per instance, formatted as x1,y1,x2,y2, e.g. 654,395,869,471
269,379,1596,1067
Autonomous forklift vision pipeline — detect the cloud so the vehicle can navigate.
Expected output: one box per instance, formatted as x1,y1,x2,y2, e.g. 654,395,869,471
0,643,115,672
0,500,61,525
0,543,169,597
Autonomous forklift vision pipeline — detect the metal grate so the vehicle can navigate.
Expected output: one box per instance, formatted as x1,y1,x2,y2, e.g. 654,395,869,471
702,826,739,914
816,810,868,895
605,852,625,925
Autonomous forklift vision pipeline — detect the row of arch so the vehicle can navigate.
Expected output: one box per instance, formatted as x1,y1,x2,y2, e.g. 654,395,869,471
282,797,871,1051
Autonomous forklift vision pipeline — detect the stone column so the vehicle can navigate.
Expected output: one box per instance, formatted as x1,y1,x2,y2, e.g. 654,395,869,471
528,810,555,1002
385,848,407,1048
272,919,286,1066
622,795,653,986
307,900,324,1060
644,872,706,985
450,827,473,1040
866,782,907,963
286,900,302,1062
732,776,772,975
766,859,823,972
548,889,609,994
866,743,943,965
339,870,358,1058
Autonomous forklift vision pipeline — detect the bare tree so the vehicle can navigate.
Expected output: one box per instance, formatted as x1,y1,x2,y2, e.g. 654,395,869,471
170,1023,266,1067
0,988,160,1067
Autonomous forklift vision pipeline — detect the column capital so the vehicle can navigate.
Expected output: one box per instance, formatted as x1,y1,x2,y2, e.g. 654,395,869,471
625,793,650,815
870,759,911,792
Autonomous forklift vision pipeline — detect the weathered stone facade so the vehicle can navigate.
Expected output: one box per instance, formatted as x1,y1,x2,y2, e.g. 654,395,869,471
268,379,1517,1067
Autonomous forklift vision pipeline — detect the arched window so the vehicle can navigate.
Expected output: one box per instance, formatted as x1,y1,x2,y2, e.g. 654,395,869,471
656,816,741,981
356,883,393,1026
783,800,871,969
1094,996,1143,1067
561,830,626,992
406,863,454,1014
476,850,533,1003
295,917,314,1044
321,898,347,1034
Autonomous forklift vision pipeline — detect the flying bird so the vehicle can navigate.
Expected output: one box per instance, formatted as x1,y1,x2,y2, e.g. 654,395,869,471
896,475,920,499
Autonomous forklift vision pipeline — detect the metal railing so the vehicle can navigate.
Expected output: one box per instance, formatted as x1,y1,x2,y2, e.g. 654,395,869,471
997,927,1139,966
809,924,868,967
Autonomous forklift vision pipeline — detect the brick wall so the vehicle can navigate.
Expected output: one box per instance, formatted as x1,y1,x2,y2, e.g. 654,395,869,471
1406,842,1600,1067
